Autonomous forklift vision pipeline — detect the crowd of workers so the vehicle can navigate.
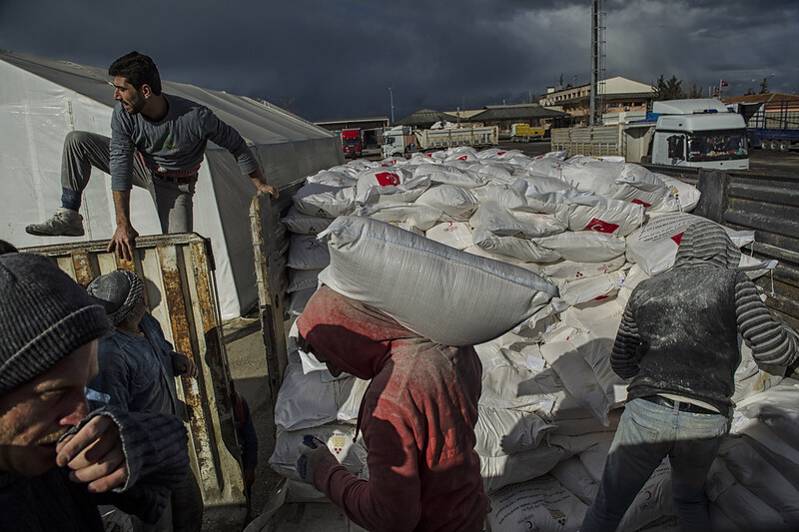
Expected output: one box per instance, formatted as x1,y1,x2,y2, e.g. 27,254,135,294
2,52,797,532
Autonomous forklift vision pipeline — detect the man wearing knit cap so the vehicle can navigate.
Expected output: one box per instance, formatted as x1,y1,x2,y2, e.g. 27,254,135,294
88,269,202,532
0,252,189,532
582,221,799,532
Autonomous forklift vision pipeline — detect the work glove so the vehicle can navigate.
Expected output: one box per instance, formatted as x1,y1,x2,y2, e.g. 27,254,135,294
296,435,338,484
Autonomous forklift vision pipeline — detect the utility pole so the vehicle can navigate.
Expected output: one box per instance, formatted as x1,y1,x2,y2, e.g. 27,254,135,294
589,0,605,126
388,87,395,125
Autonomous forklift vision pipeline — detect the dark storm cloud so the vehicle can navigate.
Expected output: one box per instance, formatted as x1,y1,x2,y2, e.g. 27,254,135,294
1,0,797,121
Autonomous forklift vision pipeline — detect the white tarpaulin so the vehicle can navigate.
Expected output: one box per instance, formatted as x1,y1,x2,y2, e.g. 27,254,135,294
0,51,342,319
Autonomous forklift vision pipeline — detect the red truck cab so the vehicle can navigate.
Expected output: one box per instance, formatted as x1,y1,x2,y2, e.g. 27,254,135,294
340,128,363,158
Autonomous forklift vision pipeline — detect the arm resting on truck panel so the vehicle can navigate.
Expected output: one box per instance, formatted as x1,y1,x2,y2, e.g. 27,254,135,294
313,401,422,532
611,295,644,379
735,272,799,368
68,407,189,524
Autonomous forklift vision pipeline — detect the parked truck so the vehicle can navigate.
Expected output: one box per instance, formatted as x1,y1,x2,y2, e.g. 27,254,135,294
510,123,546,142
340,128,363,159
552,99,749,170
744,99,799,151
414,125,499,151
382,125,417,158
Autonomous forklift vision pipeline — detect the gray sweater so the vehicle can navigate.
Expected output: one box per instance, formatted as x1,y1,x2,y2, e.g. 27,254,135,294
612,222,798,414
110,93,259,190
0,407,188,531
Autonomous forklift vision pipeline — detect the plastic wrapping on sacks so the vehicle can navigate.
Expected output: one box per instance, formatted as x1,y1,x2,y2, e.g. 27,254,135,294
415,184,478,220
566,195,646,236
425,221,473,250
470,183,528,209
540,324,617,426
718,437,799,524
471,231,562,263
487,475,587,532
536,231,627,263
550,457,599,505
476,340,561,412
281,206,333,235
354,168,430,205
287,268,322,293
354,203,443,232
557,270,627,307
306,169,358,187
515,175,573,195
706,458,788,531
464,243,551,271
617,460,674,532
470,202,567,238
412,163,487,188
542,255,627,282
274,360,370,431
269,423,367,482
474,405,557,457
318,216,557,346
287,234,330,270
481,444,568,494
651,173,701,212
288,287,316,317
293,183,357,218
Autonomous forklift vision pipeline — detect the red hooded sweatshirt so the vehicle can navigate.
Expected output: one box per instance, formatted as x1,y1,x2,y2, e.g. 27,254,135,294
297,287,488,532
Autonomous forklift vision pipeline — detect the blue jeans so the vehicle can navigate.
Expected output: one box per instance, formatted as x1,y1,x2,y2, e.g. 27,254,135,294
581,397,729,532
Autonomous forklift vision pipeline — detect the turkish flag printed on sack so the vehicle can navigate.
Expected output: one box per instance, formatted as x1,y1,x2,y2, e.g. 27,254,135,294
375,172,401,187
585,218,620,234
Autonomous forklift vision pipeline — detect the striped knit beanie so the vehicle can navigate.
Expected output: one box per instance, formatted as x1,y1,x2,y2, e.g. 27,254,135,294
0,253,110,394
86,270,144,325
674,220,741,269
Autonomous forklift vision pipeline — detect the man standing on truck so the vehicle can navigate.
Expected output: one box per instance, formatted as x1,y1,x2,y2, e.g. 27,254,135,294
86,270,203,532
581,221,799,532
26,51,278,260
292,286,488,532
0,252,189,531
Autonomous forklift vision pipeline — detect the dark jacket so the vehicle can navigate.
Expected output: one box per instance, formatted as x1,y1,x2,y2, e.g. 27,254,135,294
90,314,179,416
0,408,188,531
612,221,798,415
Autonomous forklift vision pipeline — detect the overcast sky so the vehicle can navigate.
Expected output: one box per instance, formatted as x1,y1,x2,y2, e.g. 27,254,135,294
1,0,797,121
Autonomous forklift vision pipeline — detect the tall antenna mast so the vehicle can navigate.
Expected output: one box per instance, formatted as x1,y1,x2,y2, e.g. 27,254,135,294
589,0,606,125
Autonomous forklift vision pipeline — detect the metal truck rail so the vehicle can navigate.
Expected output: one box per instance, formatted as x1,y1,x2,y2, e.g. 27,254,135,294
645,165,799,329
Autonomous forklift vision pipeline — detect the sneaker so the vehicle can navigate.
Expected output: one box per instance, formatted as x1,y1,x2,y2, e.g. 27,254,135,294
25,208,85,237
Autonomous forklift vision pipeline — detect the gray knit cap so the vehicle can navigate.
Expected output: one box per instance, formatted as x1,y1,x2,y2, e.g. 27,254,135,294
674,220,742,270
86,270,144,325
0,253,110,394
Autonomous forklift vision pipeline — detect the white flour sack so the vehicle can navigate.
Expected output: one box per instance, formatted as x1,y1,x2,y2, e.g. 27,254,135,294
487,475,588,532
542,255,626,282
474,405,557,457
566,195,645,236
425,221,473,250
318,216,557,346
413,163,487,188
293,183,357,218
625,213,755,275
305,169,357,188
560,159,673,210
651,174,701,212
355,168,430,204
481,445,568,494
535,232,627,263
354,203,443,232
472,230,562,263
281,206,332,235
414,184,478,220
287,234,330,270
470,202,567,239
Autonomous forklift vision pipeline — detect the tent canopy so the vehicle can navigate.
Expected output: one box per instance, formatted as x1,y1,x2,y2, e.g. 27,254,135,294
0,51,342,318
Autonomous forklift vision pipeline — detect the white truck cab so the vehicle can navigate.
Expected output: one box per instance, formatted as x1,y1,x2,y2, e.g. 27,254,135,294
649,99,749,170
382,126,416,158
